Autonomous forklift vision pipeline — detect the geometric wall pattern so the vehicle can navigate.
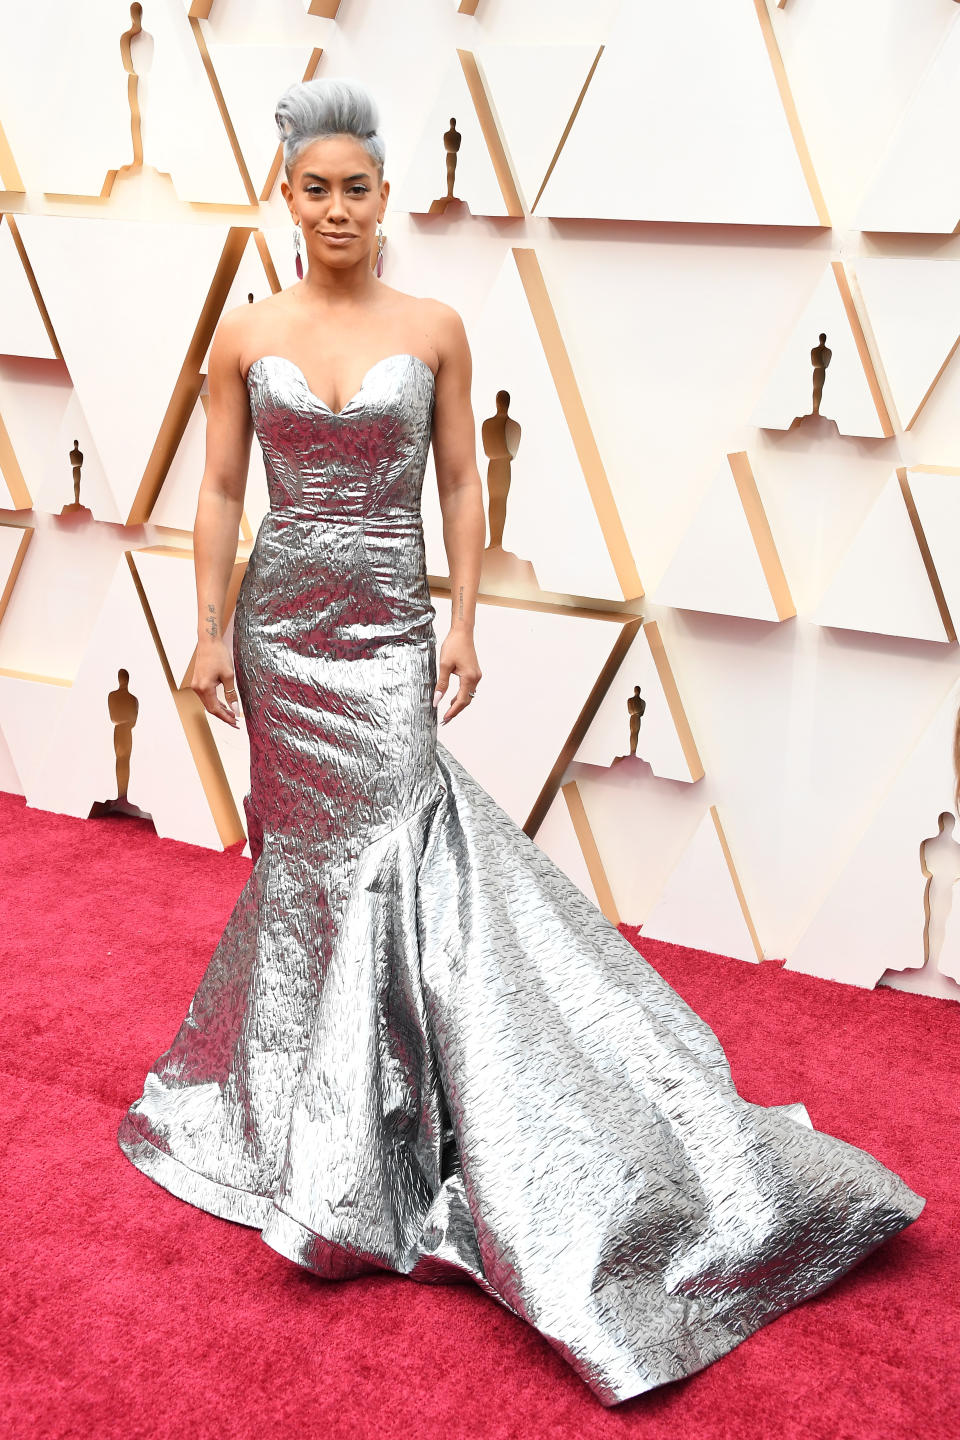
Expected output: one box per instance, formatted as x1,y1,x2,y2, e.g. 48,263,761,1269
653,452,795,623
750,262,893,438
422,247,642,603
0,4,251,202
473,44,601,215
786,673,960,999
2,0,959,1004
639,806,765,966
574,620,704,782
535,0,828,226
854,10,960,235
812,468,954,645
855,259,960,432
391,50,523,217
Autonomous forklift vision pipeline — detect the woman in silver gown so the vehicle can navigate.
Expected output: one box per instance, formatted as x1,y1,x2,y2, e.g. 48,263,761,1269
119,77,925,1407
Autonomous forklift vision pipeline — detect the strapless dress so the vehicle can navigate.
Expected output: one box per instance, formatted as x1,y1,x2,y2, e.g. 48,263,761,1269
118,351,925,1406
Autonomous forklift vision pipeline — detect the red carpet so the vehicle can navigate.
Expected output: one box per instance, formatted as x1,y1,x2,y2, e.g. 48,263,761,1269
0,789,955,1440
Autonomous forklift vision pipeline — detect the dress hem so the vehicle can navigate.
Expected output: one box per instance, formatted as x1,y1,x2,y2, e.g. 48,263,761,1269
117,1117,272,1230
117,1112,924,1408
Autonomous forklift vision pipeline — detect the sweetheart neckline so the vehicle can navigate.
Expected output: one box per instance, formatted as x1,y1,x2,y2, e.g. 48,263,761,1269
245,352,436,417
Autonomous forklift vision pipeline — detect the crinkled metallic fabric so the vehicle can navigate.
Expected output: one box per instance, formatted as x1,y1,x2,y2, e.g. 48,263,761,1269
119,351,925,1405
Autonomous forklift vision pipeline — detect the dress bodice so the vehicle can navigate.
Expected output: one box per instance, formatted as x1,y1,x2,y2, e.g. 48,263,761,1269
238,351,438,656
246,352,436,529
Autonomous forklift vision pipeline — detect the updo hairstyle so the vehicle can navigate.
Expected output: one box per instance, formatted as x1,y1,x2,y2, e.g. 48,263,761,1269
274,76,385,183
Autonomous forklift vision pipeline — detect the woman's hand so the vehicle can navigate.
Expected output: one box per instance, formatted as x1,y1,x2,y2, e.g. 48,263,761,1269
433,630,481,726
191,639,241,728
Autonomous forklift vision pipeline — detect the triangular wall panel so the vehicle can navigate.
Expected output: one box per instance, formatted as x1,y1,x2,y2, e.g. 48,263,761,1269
0,553,238,849
422,247,640,602
0,216,57,359
130,545,246,691
786,675,960,992
476,43,600,213
0,2,249,202
909,467,960,637
432,593,633,833
855,258,960,431
16,216,246,524
751,263,893,438
0,671,69,800
536,0,827,225
37,394,117,521
575,620,703,782
0,523,32,626
855,14,960,235
390,51,523,217
203,42,323,202
813,469,952,644
653,452,795,623
640,807,764,963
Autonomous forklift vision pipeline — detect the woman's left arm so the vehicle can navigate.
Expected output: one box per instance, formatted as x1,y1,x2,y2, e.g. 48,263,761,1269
428,302,486,726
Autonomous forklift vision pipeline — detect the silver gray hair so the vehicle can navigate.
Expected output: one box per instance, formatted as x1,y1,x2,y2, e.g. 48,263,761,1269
274,77,385,182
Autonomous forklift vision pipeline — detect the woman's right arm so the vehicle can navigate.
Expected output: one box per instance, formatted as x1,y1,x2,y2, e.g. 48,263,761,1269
190,308,254,729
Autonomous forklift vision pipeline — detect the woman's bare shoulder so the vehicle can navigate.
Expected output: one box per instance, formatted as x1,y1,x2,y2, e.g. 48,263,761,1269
416,294,465,331
217,291,289,347
212,291,297,381
416,296,469,368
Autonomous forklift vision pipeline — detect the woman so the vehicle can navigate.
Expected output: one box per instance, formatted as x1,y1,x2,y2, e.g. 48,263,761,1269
119,76,924,1406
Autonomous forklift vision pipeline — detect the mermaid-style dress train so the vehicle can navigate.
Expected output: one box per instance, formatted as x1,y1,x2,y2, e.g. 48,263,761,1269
118,351,924,1406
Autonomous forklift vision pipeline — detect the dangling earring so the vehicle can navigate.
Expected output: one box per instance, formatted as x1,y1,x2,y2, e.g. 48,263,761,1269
375,223,385,279
293,222,303,280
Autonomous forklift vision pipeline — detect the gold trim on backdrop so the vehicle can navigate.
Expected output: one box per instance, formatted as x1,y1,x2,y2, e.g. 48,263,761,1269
531,47,604,215
754,0,831,226
904,328,960,431
457,50,525,217
0,525,34,625
560,779,621,926
897,467,957,644
710,805,765,962
642,620,705,783
525,615,643,837
126,550,245,847
0,413,33,512
832,260,894,437
189,18,260,207
512,247,644,601
133,227,254,527
0,114,24,191
2,215,62,361
726,451,796,622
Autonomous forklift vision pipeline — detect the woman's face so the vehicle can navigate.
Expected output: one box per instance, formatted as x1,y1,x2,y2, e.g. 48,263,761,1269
283,134,387,267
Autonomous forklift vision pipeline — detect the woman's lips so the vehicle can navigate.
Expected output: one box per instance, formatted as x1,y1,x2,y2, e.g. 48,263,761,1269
321,233,356,245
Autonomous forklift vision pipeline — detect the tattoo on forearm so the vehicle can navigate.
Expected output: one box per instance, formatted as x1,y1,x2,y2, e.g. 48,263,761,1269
204,602,219,639
457,586,464,621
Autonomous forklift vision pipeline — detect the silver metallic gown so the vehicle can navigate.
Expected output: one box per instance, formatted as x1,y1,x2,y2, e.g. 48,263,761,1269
119,351,925,1406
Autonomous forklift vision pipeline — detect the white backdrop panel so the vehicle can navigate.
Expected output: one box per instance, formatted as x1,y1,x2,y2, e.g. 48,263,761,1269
537,0,822,225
